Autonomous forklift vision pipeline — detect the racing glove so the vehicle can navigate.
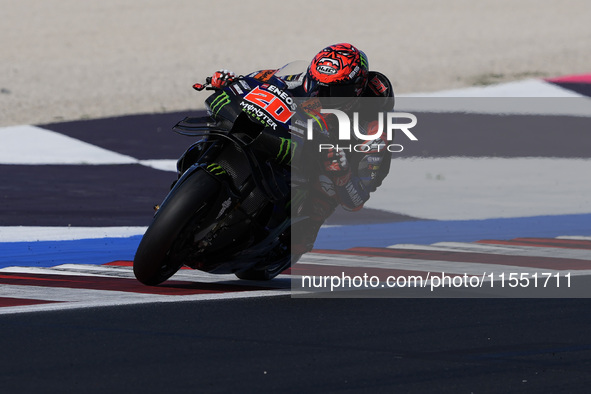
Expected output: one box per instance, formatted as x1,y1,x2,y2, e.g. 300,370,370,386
210,69,236,89
323,148,348,172
322,148,367,210
323,148,351,186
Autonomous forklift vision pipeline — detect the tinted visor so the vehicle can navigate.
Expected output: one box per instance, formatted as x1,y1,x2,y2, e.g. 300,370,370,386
313,81,363,107
318,82,360,97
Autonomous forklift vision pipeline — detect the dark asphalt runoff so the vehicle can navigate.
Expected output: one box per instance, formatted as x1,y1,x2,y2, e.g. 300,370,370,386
1,297,591,393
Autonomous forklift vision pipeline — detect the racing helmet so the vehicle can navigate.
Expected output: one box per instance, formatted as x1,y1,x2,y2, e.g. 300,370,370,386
304,43,369,105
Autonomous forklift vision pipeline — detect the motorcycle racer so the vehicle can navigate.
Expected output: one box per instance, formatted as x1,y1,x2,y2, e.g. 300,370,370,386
209,43,395,253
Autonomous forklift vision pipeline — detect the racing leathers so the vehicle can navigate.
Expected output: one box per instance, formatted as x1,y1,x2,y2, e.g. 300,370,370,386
282,70,395,253
208,67,395,254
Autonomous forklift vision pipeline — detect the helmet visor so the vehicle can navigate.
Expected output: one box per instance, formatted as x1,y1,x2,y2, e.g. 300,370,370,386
312,81,363,108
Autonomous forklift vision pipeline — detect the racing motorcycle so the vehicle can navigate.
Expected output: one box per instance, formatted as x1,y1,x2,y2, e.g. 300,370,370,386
133,64,312,286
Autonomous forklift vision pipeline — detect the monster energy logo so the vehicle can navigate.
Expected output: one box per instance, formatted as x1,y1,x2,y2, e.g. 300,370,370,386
207,163,226,176
239,101,278,130
360,52,368,69
210,92,230,115
277,137,297,165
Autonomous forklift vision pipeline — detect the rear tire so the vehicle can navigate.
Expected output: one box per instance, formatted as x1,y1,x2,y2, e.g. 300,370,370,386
133,170,221,286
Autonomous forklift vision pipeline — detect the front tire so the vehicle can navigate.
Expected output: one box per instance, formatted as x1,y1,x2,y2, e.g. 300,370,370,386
133,170,221,286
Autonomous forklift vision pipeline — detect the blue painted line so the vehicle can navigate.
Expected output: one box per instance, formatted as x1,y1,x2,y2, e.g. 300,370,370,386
0,236,142,269
314,213,591,250
1,214,589,268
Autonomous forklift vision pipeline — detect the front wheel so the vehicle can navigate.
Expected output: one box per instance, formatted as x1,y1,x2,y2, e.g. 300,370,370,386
133,169,222,286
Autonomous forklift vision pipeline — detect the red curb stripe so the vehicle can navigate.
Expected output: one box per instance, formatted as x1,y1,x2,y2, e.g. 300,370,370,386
546,74,591,84
104,261,195,270
0,297,63,308
104,261,133,266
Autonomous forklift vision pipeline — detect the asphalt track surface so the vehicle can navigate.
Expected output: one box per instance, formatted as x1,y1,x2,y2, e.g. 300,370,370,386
2,298,591,393
2,106,591,392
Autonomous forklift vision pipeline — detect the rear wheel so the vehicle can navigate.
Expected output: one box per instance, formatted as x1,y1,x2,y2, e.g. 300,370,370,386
133,170,221,286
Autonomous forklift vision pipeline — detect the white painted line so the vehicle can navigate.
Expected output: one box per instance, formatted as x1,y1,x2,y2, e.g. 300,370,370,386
557,236,591,241
0,266,116,277
0,289,290,316
0,125,138,165
402,79,586,98
0,125,178,172
387,242,591,260
299,253,591,276
138,159,177,172
388,243,518,252
397,80,591,117
0,284,156,302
